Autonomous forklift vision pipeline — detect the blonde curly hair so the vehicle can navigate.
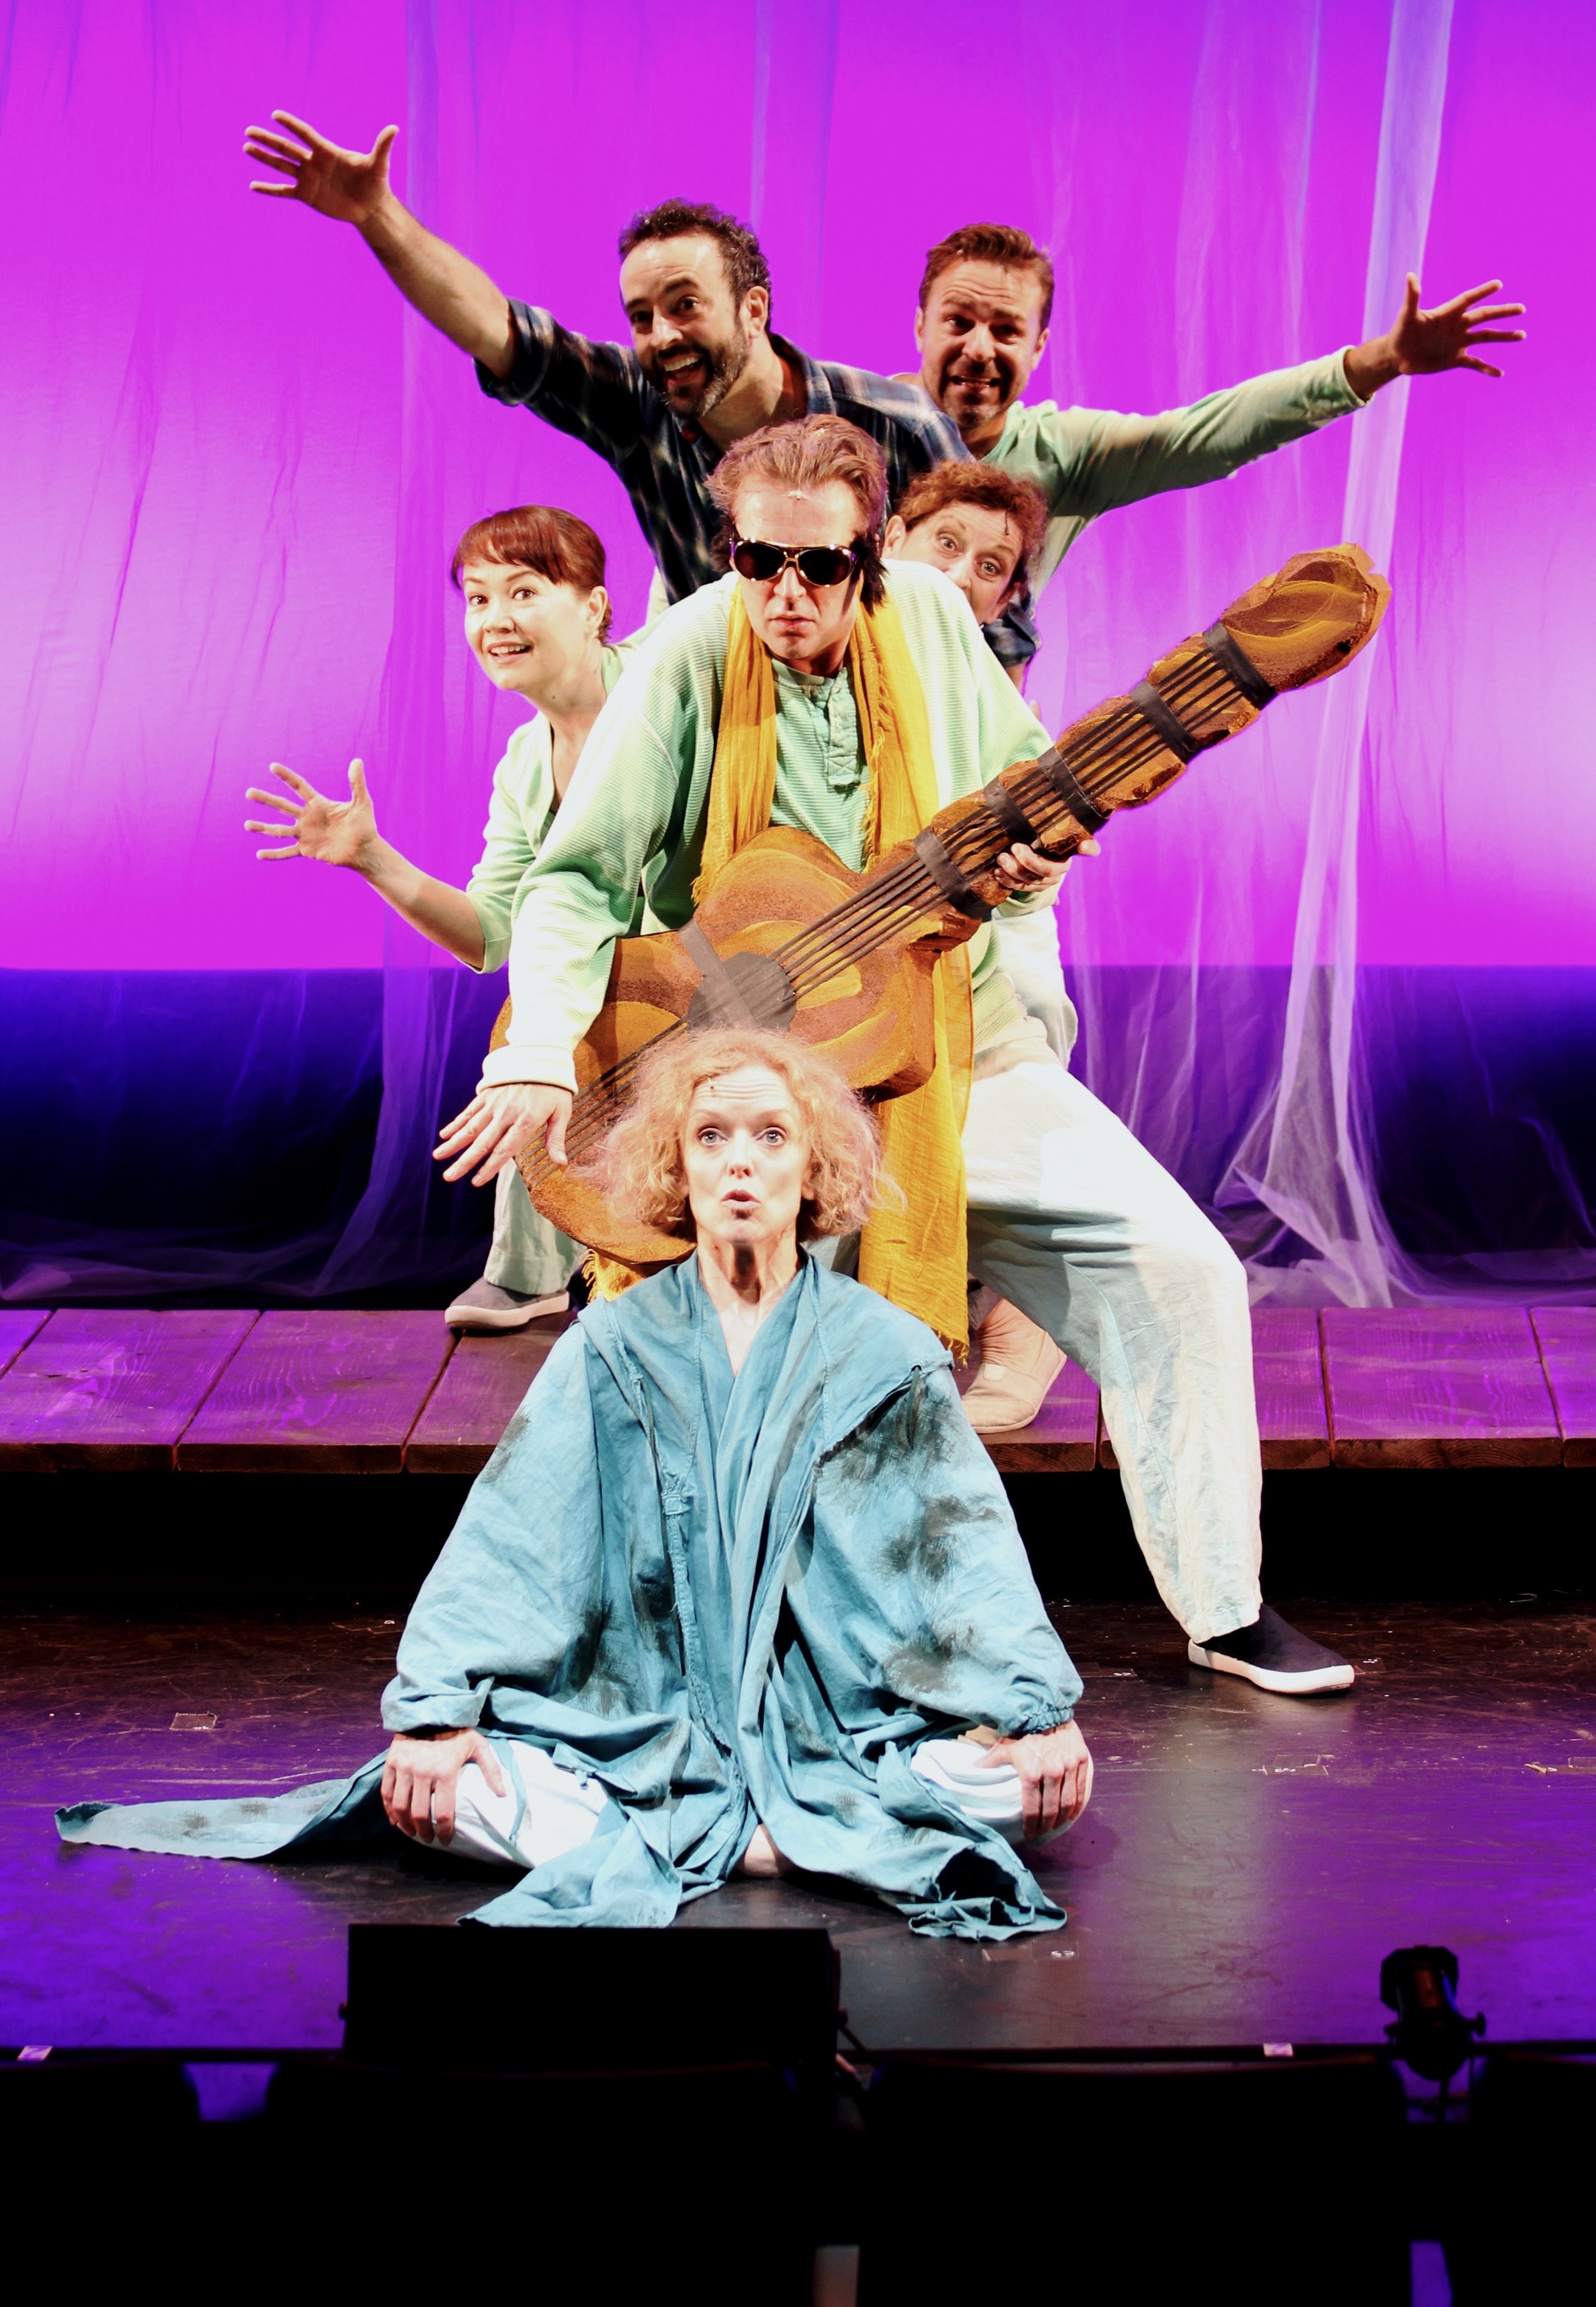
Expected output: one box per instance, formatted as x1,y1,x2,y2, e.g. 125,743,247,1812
601,1029,880,1243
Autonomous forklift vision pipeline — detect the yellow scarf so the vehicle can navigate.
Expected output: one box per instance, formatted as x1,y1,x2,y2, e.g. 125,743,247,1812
694,589,973,1356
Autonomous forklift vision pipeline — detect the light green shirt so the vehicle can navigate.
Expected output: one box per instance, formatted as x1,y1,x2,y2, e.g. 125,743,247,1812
990,349,1365,594
480,561,1067,1093
464,640,632,974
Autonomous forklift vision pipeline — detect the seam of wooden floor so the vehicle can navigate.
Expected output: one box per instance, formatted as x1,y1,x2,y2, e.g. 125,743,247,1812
0,1305,1590,1472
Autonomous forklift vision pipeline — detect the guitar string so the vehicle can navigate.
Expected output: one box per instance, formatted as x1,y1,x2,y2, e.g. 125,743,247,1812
775,663,1242,991
769,653,1240,983
525,651,1250,1176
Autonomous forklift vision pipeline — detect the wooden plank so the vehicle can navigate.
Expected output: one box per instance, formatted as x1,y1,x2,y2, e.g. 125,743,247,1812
1323,1306,1560,1469
0,1310,50,1380
984,1358,1099,1474
177,1311,454,1473
1253,1307,1331,1470
405,1315,573,1474
0,1310,257,1471
1530,1306,1596,1469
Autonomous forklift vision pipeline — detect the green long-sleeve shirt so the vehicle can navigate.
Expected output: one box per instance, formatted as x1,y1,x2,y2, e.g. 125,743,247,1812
479,561,1065,1093
990,348,1365,596
463,641,633,974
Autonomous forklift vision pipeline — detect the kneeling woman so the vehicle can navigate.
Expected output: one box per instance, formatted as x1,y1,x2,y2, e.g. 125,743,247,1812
60,1032,1090,1939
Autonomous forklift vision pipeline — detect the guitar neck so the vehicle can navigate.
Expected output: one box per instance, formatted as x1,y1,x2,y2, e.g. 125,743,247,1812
771,621,1265,1002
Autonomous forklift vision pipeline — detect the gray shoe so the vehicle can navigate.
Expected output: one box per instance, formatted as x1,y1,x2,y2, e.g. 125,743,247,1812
444,1280,570,1333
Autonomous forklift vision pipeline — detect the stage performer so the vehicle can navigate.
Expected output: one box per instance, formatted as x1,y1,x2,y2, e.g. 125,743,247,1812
245,504,632,1334
59,1031,1090,1940
243,114,964,602
909,221,1525,659
433,412,1353,1697
883,460,1048,693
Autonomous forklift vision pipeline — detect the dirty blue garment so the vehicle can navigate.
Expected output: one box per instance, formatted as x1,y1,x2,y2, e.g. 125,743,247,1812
59,1259,1080,1938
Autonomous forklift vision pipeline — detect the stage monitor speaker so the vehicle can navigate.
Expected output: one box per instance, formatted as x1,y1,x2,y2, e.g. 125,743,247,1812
859,2054,1410,2305
0,2052,199,2142
1442,2052,1596,2301
338,1920,839,2081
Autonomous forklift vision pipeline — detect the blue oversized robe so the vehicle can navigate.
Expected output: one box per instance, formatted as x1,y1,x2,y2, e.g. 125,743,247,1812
59,1257,1082,1937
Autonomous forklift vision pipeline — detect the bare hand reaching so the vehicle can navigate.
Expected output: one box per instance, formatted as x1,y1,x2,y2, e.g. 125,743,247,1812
244,111,398,227
246,760,379,868
436,1083,574,1187
1346,273,1526,397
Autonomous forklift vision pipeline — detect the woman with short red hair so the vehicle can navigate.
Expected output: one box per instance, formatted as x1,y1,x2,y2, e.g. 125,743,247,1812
245,504,626,1330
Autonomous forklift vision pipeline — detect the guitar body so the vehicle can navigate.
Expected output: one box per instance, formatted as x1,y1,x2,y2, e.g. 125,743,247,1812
486,543,1392,1270
490,824,946,1265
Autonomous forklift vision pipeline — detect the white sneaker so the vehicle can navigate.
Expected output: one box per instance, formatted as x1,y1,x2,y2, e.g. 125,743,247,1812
960,1297,1066,1433
444,1280,570,1333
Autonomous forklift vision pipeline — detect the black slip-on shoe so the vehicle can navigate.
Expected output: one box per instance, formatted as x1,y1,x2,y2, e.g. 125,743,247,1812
1187,1604,1355,1695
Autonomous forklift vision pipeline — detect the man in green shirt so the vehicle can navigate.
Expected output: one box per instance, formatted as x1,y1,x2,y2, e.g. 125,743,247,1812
910,222,1525,634
434,412,1354,1698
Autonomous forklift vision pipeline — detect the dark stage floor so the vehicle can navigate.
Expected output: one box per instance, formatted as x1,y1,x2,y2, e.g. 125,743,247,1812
7,1596,1595,2055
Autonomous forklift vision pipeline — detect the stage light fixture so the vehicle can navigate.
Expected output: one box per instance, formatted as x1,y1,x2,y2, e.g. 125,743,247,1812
1378,1945,1485,2081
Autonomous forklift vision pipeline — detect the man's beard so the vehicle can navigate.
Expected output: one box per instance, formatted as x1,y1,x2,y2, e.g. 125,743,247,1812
645,331,750,423
938,354,1019,436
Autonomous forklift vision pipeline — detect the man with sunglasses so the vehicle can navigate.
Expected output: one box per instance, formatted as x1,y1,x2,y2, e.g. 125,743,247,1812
432,411,1353,1700
243,114,964,607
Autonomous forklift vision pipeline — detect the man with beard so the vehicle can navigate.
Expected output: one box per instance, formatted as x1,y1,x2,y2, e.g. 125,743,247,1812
243,114,965,603
911,221,1525,646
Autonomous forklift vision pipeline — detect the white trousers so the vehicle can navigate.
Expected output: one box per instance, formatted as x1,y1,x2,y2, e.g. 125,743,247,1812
483,1167,585,1299
444,1738,1040,1873
962,1060,1263,1645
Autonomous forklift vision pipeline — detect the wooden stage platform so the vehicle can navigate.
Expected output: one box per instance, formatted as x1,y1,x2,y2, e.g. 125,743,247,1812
0,1302,1592,1477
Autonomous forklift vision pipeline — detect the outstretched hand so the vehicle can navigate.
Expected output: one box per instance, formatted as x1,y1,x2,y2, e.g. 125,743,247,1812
980,1718,1094,1838
436,1083,574,1187
245,110,398,227
246,759,379,867
1348,273,1526,398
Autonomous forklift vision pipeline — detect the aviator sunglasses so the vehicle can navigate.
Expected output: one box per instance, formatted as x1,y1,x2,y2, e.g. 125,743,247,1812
730,536,864,587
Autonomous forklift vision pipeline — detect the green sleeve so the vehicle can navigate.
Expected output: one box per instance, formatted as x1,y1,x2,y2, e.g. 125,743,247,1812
465,721,551,976
479,587,730,1092
999,349,1362,522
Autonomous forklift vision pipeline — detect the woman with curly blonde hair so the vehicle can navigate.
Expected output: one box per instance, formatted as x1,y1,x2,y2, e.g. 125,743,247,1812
64,1031,1090,1942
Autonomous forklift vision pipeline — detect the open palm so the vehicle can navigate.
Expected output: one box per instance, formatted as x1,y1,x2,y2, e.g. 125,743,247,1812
1389,272,1526,379
245,760,379,866
244,111,397,227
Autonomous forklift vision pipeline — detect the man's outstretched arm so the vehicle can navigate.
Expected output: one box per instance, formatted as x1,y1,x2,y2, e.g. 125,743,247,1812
245,111,517,378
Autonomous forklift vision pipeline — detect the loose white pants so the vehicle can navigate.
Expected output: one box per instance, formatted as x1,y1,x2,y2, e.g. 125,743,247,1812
483,1167,585,1299
962,1060,1262,1645
444,1738,1042,1873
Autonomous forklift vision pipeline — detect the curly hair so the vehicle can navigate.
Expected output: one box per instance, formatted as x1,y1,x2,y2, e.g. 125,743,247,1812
618,199,771,319
600,1029,880,1244
894,460,1049,583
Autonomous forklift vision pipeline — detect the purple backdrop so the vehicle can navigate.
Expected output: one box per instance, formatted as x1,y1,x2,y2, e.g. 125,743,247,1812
1,0,1592,1301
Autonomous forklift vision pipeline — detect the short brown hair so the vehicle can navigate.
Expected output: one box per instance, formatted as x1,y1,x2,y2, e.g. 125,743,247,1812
449,504,612,640
919,223,1055,331
707,415,889,608
618,199,771,319
601,1027,880,1243
895,461,1049,582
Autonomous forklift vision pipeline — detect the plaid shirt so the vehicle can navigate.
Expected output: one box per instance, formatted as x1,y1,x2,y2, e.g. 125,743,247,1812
476,305,1037,664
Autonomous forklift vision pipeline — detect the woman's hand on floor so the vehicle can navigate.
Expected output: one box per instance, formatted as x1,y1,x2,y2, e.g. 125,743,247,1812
980,1718,1094,1836
382,1727,506,1845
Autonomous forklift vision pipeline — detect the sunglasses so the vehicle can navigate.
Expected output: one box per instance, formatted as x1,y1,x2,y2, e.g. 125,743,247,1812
730,537,864,587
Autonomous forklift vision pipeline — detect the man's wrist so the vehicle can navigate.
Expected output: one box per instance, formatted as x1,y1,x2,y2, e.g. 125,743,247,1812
1343,335,1400,402
357,186,413,251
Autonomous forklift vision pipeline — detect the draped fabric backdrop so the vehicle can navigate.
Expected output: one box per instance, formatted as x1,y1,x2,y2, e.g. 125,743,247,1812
2,0,1592,1303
